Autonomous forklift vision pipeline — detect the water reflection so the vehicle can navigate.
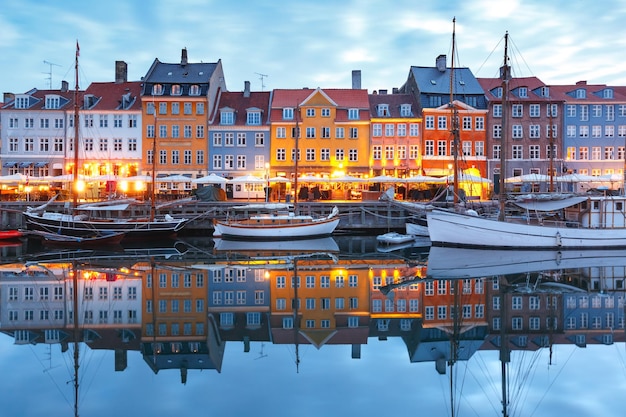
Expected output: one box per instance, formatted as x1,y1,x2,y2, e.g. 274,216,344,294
1,236,624,416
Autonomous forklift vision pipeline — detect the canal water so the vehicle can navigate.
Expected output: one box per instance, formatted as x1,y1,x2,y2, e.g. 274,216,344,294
0,235,624,417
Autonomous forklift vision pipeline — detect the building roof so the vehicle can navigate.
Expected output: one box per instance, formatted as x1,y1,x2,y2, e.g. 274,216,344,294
548,82,626,102
409,65,484,96
478,76,553,102
83,81,143,111
271,88,369,109
368,91,421,118
212,90,271,125
1,87,79,110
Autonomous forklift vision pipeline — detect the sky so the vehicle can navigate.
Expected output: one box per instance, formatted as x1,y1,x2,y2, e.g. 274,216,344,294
2,0,626,98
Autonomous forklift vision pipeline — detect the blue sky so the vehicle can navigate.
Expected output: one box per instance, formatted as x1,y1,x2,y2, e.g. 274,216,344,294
2,0,626,96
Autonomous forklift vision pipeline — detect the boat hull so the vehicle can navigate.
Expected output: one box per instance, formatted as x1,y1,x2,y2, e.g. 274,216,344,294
23,211,187,240
213,217,339,240
427,209,626,249
0,230,23,240
405,220,429,237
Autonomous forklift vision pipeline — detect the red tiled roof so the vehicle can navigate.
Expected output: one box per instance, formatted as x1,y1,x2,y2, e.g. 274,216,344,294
84,81,143,110
271,88,369,108
214,90,271,125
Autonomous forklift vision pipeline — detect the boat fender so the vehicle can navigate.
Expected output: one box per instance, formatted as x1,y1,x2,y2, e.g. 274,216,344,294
165,214,174,221
555,231,562,246
466,209,478,216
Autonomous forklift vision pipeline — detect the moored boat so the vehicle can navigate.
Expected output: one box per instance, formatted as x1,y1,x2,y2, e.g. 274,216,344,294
26,229,126,248
213,205,339,240
0,230,23,240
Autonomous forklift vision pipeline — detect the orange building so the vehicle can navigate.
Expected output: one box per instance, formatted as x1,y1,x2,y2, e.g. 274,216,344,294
140,48,226,192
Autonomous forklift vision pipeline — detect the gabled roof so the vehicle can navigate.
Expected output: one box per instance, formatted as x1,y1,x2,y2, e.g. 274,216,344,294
83,81,142,111
141,52,220,96
409,65,484,95
478,76,554,102
271,88,369,109
211,90,271,125
548,83,626,102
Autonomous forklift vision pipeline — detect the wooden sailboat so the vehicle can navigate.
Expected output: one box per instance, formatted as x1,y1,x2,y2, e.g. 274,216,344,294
213,106,339,240
23,43,188,240
427,32,626,249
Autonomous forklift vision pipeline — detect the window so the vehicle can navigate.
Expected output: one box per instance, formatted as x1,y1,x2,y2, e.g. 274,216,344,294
152,84,164,95
437,116,447,130
283,108,294,120
247,111,261,125
493,104,502,117
306,108,315,117
348,108,359,120
529,104,540,117
221,110,234,125
512,104,523,117
373,123,383,137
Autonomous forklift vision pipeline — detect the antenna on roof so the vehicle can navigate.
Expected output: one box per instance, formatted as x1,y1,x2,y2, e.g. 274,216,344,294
255,72,268,91
43,60,62,89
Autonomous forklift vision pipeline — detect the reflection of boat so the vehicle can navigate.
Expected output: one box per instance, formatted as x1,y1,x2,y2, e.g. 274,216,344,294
213,205,339,240
427,246,626,279
26,229,126,248
213,236,339,256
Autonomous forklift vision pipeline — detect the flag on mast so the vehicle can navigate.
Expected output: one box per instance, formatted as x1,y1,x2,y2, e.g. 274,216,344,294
76,41,80,57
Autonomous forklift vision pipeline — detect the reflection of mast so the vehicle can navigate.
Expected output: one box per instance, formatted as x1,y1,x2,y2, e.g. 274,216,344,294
72,263,80,417
500,276,510,417
293,257,300,372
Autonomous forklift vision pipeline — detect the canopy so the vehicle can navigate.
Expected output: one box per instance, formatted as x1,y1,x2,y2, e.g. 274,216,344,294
505,173,552,183
268,176,291,183
331,175,365,183
49,174,89,182
0,173,28,183
446,173,492,184
192,173,229,184
89,174,119,182
554,173,598,183
297,175,327,183
367,175,404,183
123,175,153,182
513,195,588,211
156,174,192,182
404,174,445,183
230,174,265,184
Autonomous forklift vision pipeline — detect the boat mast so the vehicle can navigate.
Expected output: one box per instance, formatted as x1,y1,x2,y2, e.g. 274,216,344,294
450,18,460,205
150,106,157,222
293,106,300,210
548,100,555,192
498,33,510,222
72,41,80,209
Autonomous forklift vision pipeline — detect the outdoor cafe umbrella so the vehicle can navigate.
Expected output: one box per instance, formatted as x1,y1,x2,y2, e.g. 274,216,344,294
505,173,551,183
156,174,192,182
229,174,265,184
368,175,405,183
404,174,445,183
192,173,229,184
332,175,365,183
0,173,28,183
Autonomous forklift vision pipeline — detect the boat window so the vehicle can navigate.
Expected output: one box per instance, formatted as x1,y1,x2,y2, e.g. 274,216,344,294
593,201,599,210
617,202,623,211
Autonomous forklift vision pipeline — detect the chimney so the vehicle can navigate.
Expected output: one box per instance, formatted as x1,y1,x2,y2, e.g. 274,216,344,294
115,61,128,83
61,80,69,92
244,80,250,98
379,89,388,95
576,80,587,85
436,54,447,72
352,70,361,89
181,48,188,66
392,87,399,94
3,92,14,103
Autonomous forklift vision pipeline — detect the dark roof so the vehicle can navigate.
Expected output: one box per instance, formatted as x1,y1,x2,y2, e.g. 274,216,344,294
1,87,78,110
141,56,219,96
212,90,271,125
368,92,421,118
410,65,484,96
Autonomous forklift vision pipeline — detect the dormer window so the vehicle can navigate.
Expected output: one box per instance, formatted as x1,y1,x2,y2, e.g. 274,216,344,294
400,104,411,117
576,89,586,99
603,89,613,99
152,84,164,95
84,94,97,109
189,85,200,96
348,108,359,120
247,109,261,125
171,84,182,96
45,95,61,109
377,104,390,117
283,108,294,120
221,110,234,125
493,87,503,98
518,87,528,98
541,86,550,98
15,95,29,109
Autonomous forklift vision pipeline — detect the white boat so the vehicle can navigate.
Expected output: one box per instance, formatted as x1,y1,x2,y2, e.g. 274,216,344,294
405,218,429,237
376,232,415,245
427,194,626,249
213,205,339,240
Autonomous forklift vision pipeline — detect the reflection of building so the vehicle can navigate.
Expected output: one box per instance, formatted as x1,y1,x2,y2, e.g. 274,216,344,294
268,259,370,359
141,263,222,382
206,264,271,352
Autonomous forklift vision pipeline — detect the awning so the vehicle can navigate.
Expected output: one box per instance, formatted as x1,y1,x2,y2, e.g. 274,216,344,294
3,162,17,168
18,162,32,168
423,168,450,176
513,195,588,211
34,162,48,168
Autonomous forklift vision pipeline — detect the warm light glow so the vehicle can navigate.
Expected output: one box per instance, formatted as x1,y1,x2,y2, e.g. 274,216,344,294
264,270,270,280
75,180,86,193
119,181,129,192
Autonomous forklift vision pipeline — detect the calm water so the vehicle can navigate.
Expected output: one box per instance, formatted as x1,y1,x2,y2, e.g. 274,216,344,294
1,235,625,417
